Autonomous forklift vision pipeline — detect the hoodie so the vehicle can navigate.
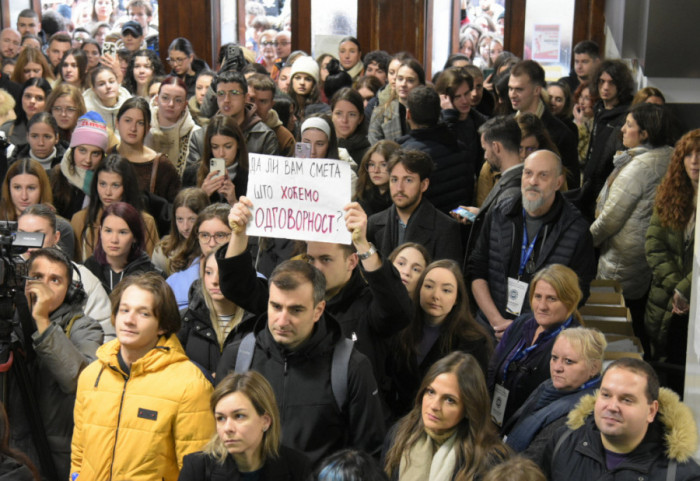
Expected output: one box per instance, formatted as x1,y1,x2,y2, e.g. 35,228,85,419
82,86,132,134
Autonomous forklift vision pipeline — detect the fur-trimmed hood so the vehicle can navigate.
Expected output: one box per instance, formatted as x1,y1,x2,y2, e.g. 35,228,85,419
567,387,698,462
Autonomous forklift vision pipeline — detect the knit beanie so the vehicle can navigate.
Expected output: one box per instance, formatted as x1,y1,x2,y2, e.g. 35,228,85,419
290,56,320,84
70,111,109,151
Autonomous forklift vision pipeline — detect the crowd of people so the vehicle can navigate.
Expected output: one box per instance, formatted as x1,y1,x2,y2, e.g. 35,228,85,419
0,1,699,480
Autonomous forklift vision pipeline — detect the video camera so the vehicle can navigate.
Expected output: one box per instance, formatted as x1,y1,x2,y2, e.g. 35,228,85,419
0,221,44,320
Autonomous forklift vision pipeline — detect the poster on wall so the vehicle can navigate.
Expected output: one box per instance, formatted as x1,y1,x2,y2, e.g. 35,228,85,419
531,24,561,62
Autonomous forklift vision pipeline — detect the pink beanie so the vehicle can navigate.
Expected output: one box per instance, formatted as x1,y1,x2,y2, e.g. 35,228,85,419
70,111,109,151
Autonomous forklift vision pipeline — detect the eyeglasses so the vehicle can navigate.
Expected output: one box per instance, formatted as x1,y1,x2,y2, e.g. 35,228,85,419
167,56,188,65
366,161,388,172
260,41,274,47
52,106,78,115
198,231,231,243
216,89,243,99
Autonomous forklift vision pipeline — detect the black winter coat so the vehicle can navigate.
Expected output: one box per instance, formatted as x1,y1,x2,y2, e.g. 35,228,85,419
468,193,595,320
398,124,474,213
84,251,163,293
540,108,580,188
179,446,310,481
215,313,386,466
368,199,464,263
178,292,256,375
214,249,413,396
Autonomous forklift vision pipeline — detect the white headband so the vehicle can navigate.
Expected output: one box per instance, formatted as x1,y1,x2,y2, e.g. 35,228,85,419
301,117,331,139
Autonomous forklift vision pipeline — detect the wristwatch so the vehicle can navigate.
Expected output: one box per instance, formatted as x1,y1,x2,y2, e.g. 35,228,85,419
357,243,377,260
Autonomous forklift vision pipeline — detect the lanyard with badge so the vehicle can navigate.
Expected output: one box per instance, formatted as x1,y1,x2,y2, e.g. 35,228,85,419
491,315,574,426
506,210,539,316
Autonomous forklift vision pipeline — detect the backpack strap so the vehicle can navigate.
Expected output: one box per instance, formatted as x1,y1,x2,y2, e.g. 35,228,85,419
667,460,677,481
331,338,354,411
234,332,256,373
552,428,574,462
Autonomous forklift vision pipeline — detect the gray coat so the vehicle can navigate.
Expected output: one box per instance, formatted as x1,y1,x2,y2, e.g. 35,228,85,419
7,302,103,480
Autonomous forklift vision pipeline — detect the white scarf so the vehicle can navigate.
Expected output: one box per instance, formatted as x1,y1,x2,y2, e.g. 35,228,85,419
399,431,457,481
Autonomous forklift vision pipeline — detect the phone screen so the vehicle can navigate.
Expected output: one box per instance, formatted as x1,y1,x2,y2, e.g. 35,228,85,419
295,143,311,159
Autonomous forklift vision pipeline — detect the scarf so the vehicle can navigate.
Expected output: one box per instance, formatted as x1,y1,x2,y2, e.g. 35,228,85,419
29,147,57,170
60,149,91,195
504,377,600,452
399,430,457,481
345,60,364,80
147,102,197,175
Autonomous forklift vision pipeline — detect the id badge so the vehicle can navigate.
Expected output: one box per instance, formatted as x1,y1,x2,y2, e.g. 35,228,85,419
491,383,509,426
506,277,528,316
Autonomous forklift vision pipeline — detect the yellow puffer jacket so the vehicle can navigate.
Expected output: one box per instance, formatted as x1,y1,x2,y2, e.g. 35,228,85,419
70,335,215,481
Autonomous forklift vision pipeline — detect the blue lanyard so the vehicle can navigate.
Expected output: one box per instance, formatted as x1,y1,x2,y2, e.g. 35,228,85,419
502,315,574,381
519,209,539,277
579,375,601,391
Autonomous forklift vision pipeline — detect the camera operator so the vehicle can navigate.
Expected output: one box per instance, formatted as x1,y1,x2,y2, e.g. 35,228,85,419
18,204,113,340
4,247,103,481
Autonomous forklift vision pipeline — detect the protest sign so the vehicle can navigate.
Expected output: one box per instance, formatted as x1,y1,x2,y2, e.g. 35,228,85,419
246,153,352,244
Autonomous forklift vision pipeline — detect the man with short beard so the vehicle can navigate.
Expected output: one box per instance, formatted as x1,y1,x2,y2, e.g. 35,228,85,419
367,149,463,263
468,149,594,339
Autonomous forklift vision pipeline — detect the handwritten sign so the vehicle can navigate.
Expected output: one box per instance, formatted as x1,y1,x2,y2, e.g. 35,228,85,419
246,153,352,244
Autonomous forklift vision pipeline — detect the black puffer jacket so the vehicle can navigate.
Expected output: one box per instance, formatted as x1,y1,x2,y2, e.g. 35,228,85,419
178,291,255,375
397,124,474,213
469,192,595,319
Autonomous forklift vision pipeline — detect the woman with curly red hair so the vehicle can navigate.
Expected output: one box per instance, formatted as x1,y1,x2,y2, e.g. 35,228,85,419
645,129,700,387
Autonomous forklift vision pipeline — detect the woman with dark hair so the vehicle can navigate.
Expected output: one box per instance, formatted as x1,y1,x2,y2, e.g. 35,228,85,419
168,37,210,99
90,0,118,26
517,113,560,161
83,65,132,132
591,103,674,338
331,87,369,164
113,97,181,203
315,449,387,481
338,36,364,81
167,203,232,309
7,112,65,169
10,47,54,84
487,264,582,428
354,139,399,216
546,81,577,137
45,83,87,144
179,371,310,480
84,201,161,293
182,115,248,204
152,187,210,275
71,272,214,480
354,75,382,108
383,352,510,481
71,154,159,260
435,67,482,163
271,96,298,135
287,56,329,121
368,58,425,144
645,129,700,372
49,111,108,220
388,242,431,294
123,49,166,98
80,39,101,73
388,260,492,417
573,84,596,168
1,77,51,151
443,53,471,70
0,402,39,480
323,59,353,103
57,48,89,91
